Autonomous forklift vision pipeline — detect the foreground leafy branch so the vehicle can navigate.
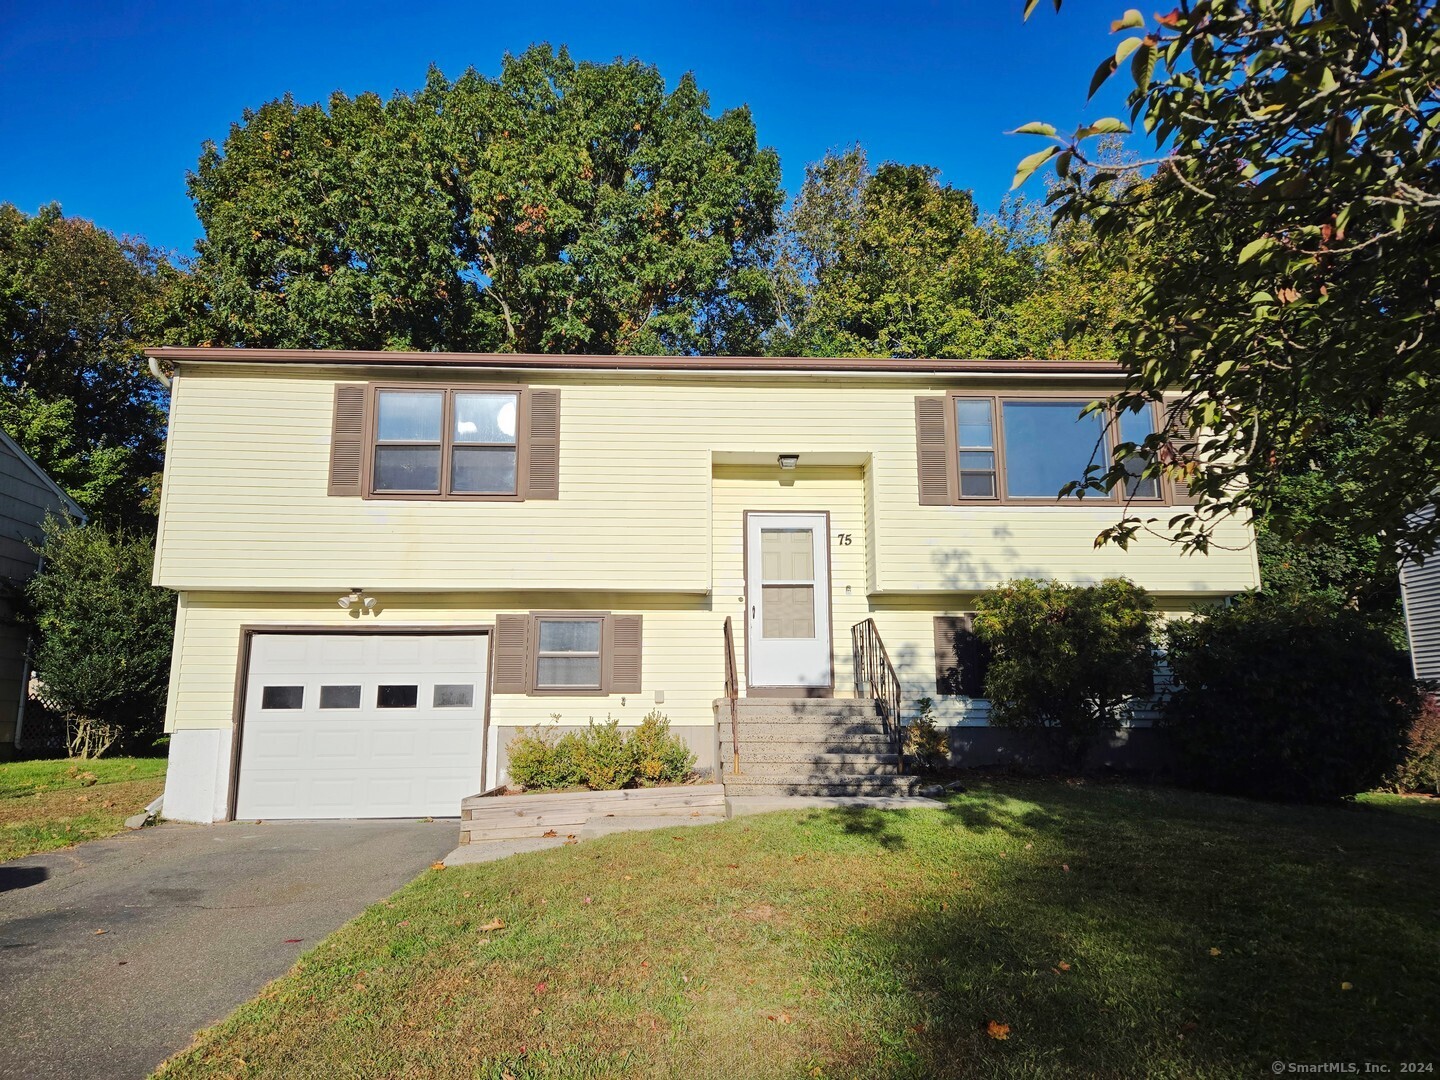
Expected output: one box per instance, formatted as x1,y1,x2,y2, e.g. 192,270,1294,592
1015,0,1440,562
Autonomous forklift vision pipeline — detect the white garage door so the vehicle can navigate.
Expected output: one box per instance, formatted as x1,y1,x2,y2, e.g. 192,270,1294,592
235,632,489,819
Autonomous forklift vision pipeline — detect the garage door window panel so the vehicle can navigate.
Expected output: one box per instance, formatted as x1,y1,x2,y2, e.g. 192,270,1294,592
377,684,420,709
319,685,362,710
433,684,475,708
261,686,304,710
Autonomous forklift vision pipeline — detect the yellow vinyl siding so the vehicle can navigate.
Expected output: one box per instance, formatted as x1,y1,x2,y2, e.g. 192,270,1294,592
154,365,1260,596
164,592,726,736
163,591,1198,737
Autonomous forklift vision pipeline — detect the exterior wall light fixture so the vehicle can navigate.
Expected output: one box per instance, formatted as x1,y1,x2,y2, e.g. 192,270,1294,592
338,588,377,612
777,454,799,470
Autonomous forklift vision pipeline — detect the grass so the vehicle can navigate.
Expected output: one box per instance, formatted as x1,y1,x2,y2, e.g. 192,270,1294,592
0,756,167,862
153,780,1440,1080
1355,790,1440,821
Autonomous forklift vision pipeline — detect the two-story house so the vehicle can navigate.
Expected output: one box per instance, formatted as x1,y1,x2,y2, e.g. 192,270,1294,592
147,348,1258,823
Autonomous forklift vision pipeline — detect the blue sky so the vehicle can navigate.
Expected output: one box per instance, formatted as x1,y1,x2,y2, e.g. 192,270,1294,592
0,0,1140,258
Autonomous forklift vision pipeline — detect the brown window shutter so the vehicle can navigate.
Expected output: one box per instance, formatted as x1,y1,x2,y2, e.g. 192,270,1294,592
1163,394,1199,506
492,614,532,694
607,615,643,694
327,384,367,496
526,389,561,500
933,614,990,697
915,396,954,505
933,616,964,695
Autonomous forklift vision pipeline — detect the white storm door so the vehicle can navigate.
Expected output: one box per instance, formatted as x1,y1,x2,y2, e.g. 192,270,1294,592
745,512,832,690
235,632,489,820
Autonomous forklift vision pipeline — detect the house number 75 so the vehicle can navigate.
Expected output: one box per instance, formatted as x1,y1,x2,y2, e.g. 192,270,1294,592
835,533,852,546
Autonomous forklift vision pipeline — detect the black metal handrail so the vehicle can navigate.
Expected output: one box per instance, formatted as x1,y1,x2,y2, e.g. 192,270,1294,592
851,618,905,773
722,616,741,775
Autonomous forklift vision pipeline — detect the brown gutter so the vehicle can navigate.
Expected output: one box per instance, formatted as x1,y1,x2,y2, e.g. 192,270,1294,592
145,346,1124,377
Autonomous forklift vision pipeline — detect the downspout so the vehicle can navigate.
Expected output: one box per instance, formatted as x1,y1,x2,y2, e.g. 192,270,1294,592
147,356,172,389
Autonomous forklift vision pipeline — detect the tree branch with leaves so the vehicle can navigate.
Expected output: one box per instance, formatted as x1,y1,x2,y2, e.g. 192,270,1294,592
1013,0,1440,562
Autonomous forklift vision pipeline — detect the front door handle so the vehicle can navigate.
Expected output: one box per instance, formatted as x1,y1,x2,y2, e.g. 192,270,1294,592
751,605,756,619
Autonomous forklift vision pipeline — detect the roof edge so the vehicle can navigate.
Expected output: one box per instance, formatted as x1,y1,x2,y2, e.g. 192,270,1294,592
145,347,1126,377
0,427,86,522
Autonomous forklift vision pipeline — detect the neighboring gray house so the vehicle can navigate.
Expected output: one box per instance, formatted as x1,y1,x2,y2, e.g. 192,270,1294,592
0,428,83,755
1400,503,1440,684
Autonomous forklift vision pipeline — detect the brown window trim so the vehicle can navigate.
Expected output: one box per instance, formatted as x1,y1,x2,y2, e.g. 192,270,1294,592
362,382,531,502
517,610,637,698
944,391,1174,507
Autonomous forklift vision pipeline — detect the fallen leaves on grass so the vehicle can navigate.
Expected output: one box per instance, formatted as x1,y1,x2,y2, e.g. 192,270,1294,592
430,862,446,871
1057,961,1071,972
479,918,506,932
1209,947,1222,957
1341,981,1354,991
986,1021,1011,1040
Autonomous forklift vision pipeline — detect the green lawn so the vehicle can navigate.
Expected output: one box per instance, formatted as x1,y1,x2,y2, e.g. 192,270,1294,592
0,757,167,862
154,781,1440,1079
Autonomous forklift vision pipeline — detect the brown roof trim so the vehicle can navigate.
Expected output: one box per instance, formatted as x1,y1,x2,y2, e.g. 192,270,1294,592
145,346,1124,377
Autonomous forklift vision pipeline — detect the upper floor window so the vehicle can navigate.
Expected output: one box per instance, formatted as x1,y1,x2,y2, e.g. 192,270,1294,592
372,389,519,497
914,393,1169,506
999,399,1110,500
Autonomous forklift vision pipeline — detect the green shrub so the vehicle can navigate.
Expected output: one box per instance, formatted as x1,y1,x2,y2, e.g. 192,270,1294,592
505,720,582,790
904,696,948,773
1163,594,1419,802
974,578,1159,772
506,712,698,791
1387,693,1440,796
572,717,633,789
24,519,176,756
628,710,696,785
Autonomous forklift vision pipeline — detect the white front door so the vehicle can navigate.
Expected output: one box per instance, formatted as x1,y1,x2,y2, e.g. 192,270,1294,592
745,512,832,691
235,631,489,819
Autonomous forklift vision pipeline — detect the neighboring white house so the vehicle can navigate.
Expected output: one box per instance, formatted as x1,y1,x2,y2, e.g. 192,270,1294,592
1400,502,1440,683
0,427,85,756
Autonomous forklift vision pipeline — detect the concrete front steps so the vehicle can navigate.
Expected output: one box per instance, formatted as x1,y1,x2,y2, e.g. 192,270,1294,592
714,696,920,798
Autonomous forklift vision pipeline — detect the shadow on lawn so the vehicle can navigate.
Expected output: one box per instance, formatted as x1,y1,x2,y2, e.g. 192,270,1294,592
819,783,1440,1078
806,806,912,851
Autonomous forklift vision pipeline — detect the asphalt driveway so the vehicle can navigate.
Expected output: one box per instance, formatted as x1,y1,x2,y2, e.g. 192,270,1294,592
0,818,459,1080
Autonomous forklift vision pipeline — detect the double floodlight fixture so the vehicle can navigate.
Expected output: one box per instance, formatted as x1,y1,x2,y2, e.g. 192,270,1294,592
338,587,377,612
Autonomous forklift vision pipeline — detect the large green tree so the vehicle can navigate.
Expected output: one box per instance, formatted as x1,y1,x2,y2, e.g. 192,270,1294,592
177,45,783,356
771,147,1035,357
770,145,1136,360
1013,0,1440,562
1255,406,1405,638
25,520,174,756
0,203,172,528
